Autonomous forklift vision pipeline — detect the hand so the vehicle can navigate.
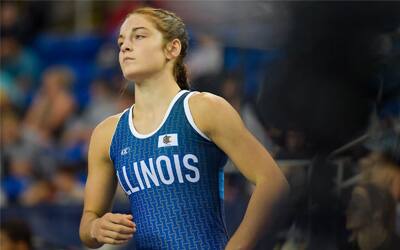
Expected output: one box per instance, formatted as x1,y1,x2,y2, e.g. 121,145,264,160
90,213,136,245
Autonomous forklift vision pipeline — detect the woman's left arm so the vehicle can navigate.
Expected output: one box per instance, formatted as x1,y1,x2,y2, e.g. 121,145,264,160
189,92,290,250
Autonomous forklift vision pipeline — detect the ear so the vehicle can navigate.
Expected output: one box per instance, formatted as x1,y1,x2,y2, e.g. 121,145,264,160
164,38,182,60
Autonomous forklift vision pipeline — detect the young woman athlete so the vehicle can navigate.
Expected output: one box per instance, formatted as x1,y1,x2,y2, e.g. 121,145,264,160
79,7,289,250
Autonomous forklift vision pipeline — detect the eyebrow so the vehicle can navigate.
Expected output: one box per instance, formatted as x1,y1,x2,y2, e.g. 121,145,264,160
118,27,149,39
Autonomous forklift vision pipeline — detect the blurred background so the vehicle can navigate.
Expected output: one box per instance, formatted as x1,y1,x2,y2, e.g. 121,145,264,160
0,1,399,250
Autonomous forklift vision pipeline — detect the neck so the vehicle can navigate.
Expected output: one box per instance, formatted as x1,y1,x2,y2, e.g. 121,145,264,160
133,68,182,114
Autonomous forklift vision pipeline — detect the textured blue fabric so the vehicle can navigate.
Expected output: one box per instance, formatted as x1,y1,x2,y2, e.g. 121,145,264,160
110,90,228,249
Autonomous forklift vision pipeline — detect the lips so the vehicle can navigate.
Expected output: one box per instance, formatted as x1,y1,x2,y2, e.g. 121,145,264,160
123,57,135,63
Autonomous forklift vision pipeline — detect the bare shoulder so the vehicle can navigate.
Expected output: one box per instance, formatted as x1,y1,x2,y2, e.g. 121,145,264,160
93,112,124,137
188,92,240,137
188,91,228,111
89,112,125,157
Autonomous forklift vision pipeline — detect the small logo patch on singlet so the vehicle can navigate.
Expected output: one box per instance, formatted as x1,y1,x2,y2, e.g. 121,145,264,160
121,147,130,156
158,133,178,148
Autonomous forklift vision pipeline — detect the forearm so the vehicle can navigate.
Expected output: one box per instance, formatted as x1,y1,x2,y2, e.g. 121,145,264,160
226,169,289,249
79,211,103,249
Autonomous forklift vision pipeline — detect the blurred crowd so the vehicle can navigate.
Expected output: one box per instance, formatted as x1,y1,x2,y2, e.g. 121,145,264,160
1,1,148,208
0,1,399,250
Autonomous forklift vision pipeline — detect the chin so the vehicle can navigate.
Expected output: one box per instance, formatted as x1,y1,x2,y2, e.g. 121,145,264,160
123,65,163,82
123,70,147,82
124,73,146,82
123,72,136,81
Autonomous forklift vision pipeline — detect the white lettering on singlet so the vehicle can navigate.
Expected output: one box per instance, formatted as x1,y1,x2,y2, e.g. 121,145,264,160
183,154,200,183
156,155,175,185
118,154,200,195
123,166,140,193
140,158,160,188
116,170,132,195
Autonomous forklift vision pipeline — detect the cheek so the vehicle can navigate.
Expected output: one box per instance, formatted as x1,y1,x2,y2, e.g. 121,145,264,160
139,51,165,71
142,41,166,61
151,51,167,65
118,51,124,65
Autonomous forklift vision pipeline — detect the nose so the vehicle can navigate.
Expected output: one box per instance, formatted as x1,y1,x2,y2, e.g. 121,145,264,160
121,40,133,53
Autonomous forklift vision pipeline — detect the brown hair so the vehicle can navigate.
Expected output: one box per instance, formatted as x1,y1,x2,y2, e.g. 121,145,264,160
127,7,190,90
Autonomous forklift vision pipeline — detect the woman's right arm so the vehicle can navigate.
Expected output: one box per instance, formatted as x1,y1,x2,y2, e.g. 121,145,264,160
79,115,136,248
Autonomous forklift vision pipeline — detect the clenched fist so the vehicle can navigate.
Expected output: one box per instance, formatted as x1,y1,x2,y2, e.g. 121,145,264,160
90,213,136,245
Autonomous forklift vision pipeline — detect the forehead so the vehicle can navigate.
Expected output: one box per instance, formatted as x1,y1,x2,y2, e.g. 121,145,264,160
119,14,156,35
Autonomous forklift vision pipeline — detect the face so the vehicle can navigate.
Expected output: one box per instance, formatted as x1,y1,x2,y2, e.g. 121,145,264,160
43,71,60,93
118,14,167,81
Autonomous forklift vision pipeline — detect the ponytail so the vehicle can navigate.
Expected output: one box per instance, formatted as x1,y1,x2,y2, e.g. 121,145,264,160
174,59,190,90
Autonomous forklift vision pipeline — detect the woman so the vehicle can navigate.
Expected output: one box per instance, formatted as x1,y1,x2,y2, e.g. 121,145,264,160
79,7,289,249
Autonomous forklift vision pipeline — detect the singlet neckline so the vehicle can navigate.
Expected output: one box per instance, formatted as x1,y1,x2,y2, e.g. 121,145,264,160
128,89,189,139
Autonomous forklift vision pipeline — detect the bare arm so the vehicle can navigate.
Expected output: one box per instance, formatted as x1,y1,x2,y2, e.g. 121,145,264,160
79,115,136,248
189,93,290,250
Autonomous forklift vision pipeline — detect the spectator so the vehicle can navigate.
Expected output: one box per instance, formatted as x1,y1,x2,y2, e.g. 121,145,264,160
23,66,76,144
359,152,400,201
346,183,400,250
19,178,54,206
224,173,251,237
276,129,308,159
0,110,22,153
60,78,118,163
1,110,35,204
1,152,34,204
187,34,224,93
75,78,118,128
0,2,41,108
0,219,33,250
187,33,224,81
51,166,84,205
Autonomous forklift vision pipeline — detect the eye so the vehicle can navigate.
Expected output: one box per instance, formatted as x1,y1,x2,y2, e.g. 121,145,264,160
135,35,145,40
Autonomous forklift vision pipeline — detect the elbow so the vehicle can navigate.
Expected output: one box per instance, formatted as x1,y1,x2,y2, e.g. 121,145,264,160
79,218,102,249
79,236,102,249
79,222,91,248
